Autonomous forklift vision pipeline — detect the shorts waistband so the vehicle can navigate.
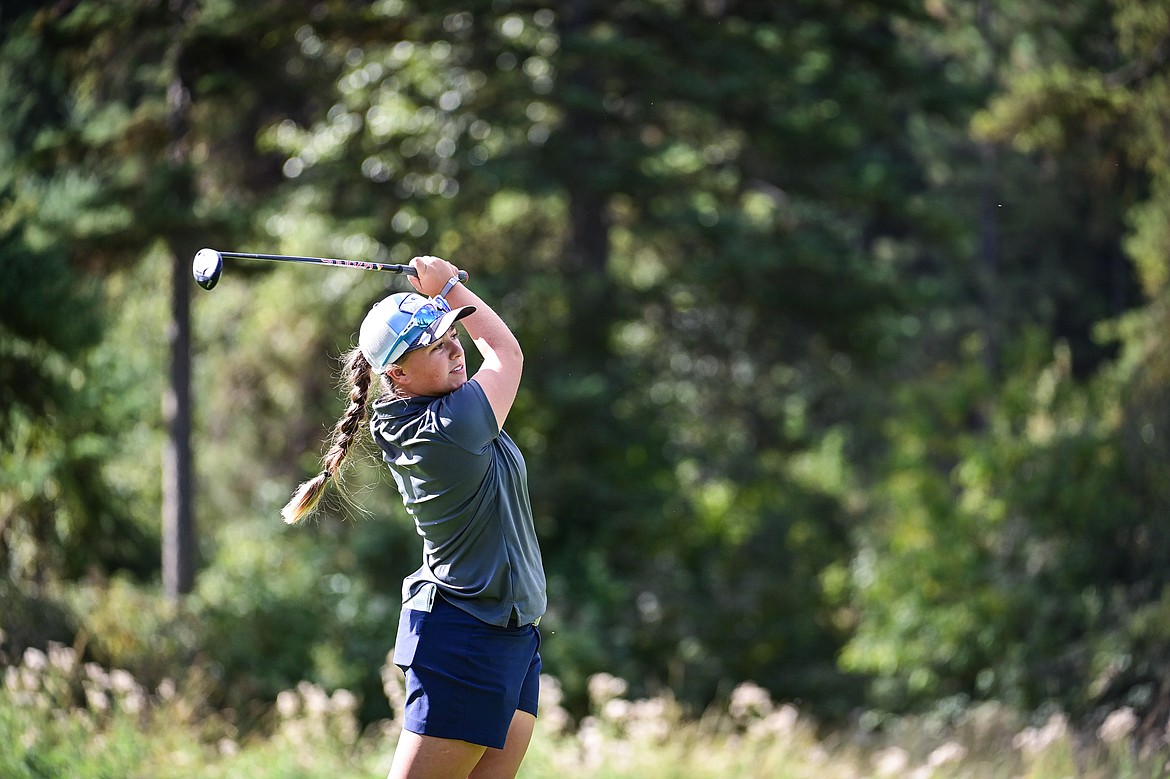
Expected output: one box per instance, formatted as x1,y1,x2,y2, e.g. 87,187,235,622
403,583,541,628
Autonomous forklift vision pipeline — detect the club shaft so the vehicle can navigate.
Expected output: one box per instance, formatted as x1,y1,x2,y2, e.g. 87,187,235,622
219,252,468,282
221,251,417,276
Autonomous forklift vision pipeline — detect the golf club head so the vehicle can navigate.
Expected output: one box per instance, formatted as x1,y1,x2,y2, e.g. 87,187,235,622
193,248,223,290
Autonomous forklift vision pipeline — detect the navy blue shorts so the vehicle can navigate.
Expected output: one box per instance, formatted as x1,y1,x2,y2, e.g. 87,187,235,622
393,593,542,749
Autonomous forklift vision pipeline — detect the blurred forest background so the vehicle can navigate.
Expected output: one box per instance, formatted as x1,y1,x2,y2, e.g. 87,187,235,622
4,0,1170,773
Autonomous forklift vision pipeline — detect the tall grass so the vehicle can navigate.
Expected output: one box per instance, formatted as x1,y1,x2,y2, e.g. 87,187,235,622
1,639,1164,778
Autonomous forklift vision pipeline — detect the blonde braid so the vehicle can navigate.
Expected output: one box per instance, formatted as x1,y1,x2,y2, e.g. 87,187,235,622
281,347,374,524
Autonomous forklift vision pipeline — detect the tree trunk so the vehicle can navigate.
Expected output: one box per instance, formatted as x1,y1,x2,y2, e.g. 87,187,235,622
163,246,195,597
978,140,1000,378
163,25,196,597
977,0,1000,379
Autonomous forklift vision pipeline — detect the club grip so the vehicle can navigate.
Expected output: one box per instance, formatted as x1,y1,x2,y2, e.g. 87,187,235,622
399,267,470,283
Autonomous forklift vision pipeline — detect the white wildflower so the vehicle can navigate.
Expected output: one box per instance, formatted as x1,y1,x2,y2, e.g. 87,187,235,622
84,663,109,688
587,672,628,707
276,689,300,719
122,689,145,715
1012,712,1068,755
748,703,800,739
330,688,358,714
538,675,571,733
1098,707,1138,745
109,669,138,695
85,686,110,712
872,746,910,776
928,741,967,767
19,668,38,692
601,697,631,723
626,698,672,742
330,690,360,745
47,642,76,674
728,681,773,723
22,647,47,672
539,674,564,708
577,716,606,769
298,681,330,716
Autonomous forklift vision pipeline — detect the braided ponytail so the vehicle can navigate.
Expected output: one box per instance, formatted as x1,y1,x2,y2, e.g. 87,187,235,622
282,347,375,524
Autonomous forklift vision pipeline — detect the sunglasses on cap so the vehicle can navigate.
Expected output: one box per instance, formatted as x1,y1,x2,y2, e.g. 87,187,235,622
376,295,453,370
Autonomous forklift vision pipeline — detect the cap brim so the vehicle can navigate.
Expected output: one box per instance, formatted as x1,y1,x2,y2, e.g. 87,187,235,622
407,304,476,352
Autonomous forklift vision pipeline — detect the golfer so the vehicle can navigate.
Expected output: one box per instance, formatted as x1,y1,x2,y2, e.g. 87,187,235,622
283,255,547,779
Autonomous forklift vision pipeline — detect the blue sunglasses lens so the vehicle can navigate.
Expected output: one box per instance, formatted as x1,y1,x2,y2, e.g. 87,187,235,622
381,297,453,366
412,304,441,327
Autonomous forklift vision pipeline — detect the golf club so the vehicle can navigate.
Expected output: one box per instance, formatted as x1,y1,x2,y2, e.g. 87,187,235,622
192,248,468,291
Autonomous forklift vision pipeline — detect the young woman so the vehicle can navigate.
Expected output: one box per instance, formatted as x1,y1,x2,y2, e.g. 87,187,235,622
282,255,547,779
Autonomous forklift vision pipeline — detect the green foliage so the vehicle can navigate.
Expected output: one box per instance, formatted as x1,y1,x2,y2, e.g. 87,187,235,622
0,637,381,779
191,520,385,717
59,519,400,725
0,252,157,582
834,322,1170,721
5,0,1170,748
225,0,951,717
0,580,77,664
2,646,1166,779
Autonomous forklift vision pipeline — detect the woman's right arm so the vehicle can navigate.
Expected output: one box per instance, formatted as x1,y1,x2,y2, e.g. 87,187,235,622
410,256,522,430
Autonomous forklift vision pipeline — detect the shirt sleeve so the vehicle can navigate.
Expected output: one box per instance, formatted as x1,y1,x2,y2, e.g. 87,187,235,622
431,379,499,453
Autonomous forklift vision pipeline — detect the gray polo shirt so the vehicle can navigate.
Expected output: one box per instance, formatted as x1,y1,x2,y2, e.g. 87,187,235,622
370,379,547,627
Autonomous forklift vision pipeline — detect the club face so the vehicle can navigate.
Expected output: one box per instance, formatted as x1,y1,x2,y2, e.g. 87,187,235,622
193,248,223,290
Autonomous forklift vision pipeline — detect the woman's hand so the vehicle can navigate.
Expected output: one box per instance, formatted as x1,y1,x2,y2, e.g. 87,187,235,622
409,255,463,298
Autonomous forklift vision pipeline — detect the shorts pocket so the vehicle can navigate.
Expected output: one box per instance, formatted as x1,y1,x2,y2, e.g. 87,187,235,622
393,583,438,668
393,607,423,667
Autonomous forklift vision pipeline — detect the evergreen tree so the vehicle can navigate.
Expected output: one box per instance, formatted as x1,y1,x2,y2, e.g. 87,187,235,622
0,0,346,594
836,0,1170,721
258,0,960,708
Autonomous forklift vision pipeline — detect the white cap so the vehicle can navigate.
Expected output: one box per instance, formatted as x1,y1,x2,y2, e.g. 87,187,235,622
359,292,475,372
